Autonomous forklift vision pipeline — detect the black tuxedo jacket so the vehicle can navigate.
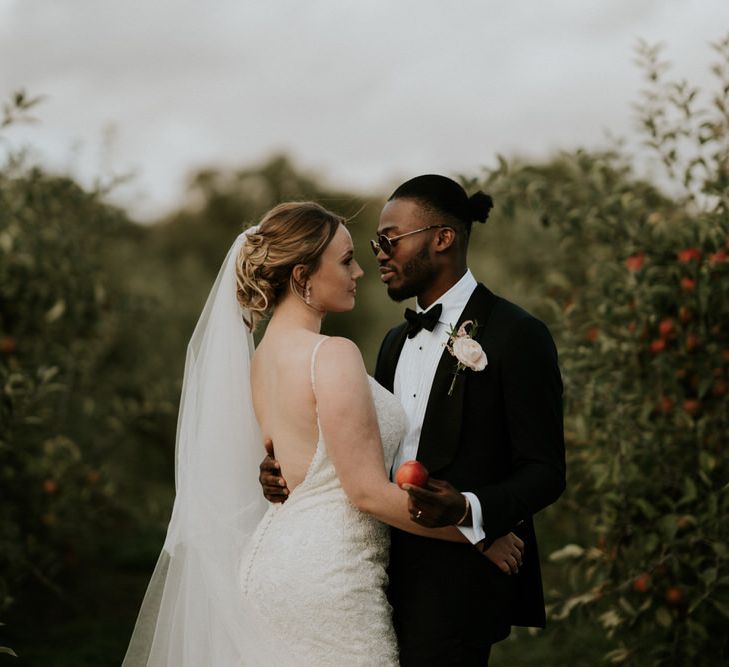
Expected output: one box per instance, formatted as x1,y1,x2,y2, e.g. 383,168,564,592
375,283,565,655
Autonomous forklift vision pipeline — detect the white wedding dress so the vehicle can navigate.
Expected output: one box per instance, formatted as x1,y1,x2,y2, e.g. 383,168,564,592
239,341,406,666
123,233,407,666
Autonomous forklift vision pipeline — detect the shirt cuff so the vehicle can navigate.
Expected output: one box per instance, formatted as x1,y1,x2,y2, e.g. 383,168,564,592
456,492,485,544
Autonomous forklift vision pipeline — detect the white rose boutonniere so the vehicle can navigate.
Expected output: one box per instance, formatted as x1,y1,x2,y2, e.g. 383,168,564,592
445,320,487,396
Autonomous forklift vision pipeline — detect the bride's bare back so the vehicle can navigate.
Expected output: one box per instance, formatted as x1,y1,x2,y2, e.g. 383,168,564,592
250,329,323,492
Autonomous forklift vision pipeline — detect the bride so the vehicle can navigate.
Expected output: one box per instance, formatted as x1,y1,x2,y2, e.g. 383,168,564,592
124,202,512,666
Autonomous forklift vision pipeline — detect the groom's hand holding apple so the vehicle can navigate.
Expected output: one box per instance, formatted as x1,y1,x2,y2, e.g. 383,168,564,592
400,477,472,528
399,463,525,575
395,461,470,528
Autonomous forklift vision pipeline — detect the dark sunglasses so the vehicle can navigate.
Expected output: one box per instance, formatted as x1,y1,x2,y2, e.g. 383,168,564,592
369,225,451,256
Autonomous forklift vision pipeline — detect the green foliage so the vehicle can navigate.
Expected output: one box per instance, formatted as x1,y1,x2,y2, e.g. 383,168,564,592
1,165,111,606
3,34,729,666
487,36,729,665
1,89,44,130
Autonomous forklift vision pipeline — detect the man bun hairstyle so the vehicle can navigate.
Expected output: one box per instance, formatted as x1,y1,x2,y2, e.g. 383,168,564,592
388,174,493,232
236,201,344,331
466,190,493,223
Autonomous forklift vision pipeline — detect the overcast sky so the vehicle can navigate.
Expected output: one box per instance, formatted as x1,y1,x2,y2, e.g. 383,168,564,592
2,1,728,220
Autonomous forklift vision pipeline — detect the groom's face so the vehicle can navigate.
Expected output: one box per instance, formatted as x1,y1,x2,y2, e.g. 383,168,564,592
375,199,437,302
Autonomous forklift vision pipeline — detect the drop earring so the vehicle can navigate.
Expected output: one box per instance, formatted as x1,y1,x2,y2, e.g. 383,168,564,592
304,281,312,306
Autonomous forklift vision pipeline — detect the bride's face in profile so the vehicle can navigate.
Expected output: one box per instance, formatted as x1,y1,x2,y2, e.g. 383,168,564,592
306,224,363,313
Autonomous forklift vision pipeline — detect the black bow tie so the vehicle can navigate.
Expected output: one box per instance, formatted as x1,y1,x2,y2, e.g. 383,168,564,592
404,304,442,339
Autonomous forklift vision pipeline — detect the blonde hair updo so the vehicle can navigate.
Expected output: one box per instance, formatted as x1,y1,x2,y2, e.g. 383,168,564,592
236,201,345,330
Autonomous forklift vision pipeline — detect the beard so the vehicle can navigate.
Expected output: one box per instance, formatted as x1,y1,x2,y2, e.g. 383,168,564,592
386,244,435,302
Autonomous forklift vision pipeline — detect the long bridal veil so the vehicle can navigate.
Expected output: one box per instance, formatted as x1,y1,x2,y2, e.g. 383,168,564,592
123,229,289,666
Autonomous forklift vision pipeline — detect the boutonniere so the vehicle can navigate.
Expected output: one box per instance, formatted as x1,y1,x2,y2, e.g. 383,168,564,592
445,320,487,396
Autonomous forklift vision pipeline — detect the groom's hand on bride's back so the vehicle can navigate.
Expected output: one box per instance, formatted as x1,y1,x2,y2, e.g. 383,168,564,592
259,438,290,503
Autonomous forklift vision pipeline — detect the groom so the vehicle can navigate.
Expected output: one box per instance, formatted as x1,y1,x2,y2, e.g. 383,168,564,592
260,175,565,665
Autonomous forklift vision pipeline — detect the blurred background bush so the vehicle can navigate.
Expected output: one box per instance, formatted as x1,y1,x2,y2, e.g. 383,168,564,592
1,37,728,666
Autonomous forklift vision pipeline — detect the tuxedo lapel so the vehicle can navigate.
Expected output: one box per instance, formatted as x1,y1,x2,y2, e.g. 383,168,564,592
375,323,408,392
417,284,498,473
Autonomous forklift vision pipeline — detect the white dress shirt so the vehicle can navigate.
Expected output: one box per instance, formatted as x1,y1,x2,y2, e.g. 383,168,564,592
391,269,486,544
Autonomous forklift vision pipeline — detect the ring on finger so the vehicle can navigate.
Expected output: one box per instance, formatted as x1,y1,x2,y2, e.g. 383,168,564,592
416,510,423,519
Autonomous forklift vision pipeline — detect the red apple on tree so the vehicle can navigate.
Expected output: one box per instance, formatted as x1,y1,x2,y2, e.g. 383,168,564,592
625,253,645,271
658,396,673,415
632,573,651,593
43,479,58,494
395,460,429,489
680,277,696,292
665,586,685,606
658,318,675,339
677,248,702,263
0,336,16,355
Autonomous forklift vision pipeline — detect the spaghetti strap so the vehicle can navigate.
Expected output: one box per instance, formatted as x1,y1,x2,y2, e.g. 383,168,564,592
310,337,327,394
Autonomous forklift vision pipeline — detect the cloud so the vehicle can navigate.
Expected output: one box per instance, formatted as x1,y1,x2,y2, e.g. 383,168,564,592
1,0,727,219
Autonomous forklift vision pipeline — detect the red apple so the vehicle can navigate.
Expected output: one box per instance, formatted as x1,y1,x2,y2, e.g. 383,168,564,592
658,318,675,339
395,460,429,488
713,380,728,397
665,586,685,606
625,253,645,272
680,277,696,292
585,327,600,343
677,248,702,263
0,336,16,355
43,479,58,494
658,396,673,415
632,573,651,593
